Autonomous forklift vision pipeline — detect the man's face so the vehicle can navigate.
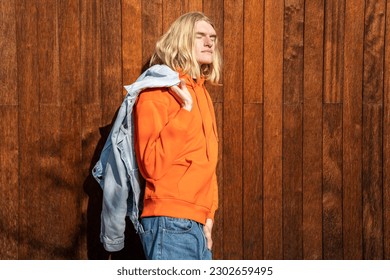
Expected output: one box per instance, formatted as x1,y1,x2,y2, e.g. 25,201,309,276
194,20,217,66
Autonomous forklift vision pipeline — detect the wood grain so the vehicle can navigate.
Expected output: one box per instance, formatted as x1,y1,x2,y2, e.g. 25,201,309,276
263,0,284,260
343,0,364,260
0,107,19,259
243,104,263,259
244,0,263,104
323,0,345,103
323,104,343,259
283,104,303,259
303,0,324,260
283,0,304,104
0,0,17,105
222,0,244,260
362,104,383,259
16,0,40,259
363,0,386,105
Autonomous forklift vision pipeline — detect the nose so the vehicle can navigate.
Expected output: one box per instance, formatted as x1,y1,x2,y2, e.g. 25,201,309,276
204,36,213,47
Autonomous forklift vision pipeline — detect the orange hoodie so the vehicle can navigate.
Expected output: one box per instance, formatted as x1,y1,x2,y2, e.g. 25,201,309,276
134,70,219,225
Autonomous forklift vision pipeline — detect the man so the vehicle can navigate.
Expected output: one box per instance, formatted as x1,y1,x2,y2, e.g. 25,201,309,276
134,11,221,260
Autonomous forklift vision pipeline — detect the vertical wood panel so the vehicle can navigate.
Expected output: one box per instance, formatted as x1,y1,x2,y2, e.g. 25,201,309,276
0,0,18,260
323,104,343,259
141,0,163,67
222,0,244,260
362,104,383,259
243,104,263,259
363,0,385,104
80,0,102,260
343,0,364,260
263,0,284,259
0,0,17,105
384,0,390,260
37,0,59,105
244,0,263,104
242,0,264,260
16,0,40,259
283,104,303,259
81,0,101,104
0,108,19,259
282,0,304,260
303,0,324,260
362,0,385,260
57,0,83,259
101,0,123,124
213,102,224,260
283,0,304,104
324,0,345,103
122,0,142,86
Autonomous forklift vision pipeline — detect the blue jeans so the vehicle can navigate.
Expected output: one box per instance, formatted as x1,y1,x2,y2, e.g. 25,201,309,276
139,216,212,260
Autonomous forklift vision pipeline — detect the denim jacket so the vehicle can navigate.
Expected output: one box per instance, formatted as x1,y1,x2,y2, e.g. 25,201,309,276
92,65,180,252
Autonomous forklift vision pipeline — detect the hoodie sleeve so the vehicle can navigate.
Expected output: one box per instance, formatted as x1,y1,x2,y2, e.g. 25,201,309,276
206,172,219,221
134,91,195,180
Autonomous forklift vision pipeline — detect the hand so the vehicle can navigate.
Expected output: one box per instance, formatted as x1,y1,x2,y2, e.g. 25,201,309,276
170,79,193,111
203,218,213,250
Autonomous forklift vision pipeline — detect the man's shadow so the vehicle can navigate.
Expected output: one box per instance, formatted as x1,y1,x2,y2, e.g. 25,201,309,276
83,62,152,259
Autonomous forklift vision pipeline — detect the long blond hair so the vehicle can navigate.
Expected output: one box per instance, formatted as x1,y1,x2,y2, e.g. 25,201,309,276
149,12,222,84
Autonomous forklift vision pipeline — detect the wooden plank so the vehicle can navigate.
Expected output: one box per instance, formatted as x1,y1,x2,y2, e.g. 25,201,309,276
101,0,123,125
222,0,243,260
58,0,81,106
122,0,142,87
283,0,304,104
212,102,223,260
0,107,19,259
363,0,385,105
54,0,83,259
303,0,324,260
243,104,263,259
343,0,364,260
0,0,17,105
362,104,383,259
282,104,303,259
16,0,40,259
37,0,59,105
0,0,18,260
141,0,163,69
263,0,284,259
81,0,101,104
384,0,390,260
323,104,343,259
80,0,103,260
362,0,385,260
323,0,345,103
244,0,263,104
203,0,224,103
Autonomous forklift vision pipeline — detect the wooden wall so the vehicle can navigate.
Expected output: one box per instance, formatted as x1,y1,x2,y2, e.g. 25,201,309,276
0,0,389,260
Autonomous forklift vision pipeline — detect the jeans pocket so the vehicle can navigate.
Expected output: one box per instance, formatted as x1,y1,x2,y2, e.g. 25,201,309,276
163,217,193,233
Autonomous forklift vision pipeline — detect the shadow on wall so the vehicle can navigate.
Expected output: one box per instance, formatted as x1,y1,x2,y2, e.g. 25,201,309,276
83,112,145,260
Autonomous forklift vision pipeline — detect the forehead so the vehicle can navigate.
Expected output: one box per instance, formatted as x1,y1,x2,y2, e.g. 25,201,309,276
195,20,216,35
